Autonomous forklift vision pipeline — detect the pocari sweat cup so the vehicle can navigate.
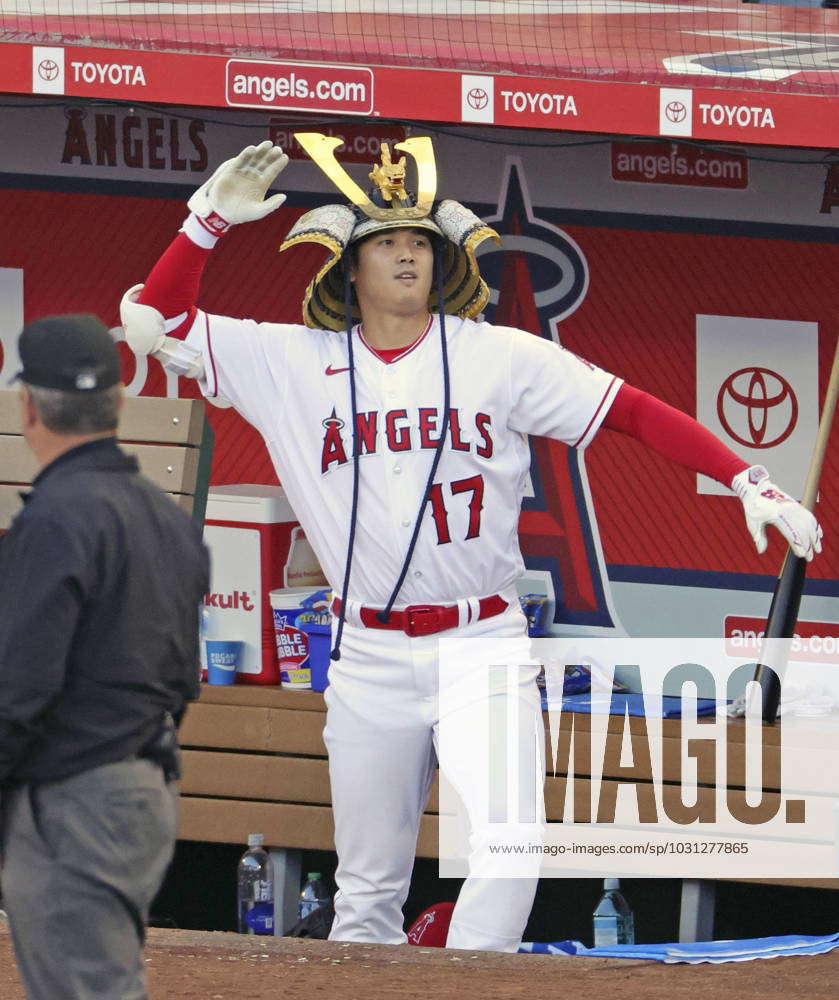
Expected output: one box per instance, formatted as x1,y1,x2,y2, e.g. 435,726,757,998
206,639,243,684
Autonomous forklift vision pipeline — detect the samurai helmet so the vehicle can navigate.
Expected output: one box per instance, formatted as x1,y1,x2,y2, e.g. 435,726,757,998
280,133,500,331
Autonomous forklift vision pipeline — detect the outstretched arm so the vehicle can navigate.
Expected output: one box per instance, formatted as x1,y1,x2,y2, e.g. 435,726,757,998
604,383,823,561
120,141,289,376
603,383,747,484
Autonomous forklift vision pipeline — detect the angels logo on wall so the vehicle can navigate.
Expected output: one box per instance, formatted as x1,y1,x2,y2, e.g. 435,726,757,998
474,161,622,633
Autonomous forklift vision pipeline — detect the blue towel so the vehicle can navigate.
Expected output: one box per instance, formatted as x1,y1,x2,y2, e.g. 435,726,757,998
541,692,719,717
520,932,839,963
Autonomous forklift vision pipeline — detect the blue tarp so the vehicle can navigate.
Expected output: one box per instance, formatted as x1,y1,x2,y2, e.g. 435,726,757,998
541,692,720,717
520,933,839,963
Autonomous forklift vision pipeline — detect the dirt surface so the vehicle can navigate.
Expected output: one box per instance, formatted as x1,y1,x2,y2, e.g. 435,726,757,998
2,916,839,999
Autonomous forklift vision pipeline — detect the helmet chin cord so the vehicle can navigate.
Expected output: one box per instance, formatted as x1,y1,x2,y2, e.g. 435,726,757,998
330,267,362,662
330,246,452,656
377,246,451,625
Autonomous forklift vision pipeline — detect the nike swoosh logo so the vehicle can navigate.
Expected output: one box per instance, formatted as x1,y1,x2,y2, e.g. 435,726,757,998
325,365,350,376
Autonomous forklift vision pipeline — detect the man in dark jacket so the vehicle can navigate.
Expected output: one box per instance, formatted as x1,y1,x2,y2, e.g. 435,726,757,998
0,314,210,1000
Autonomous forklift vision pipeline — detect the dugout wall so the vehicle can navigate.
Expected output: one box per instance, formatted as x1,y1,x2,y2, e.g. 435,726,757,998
1,97,837,664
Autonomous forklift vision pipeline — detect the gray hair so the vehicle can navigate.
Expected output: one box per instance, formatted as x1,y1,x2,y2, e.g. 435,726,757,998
24,383,122,435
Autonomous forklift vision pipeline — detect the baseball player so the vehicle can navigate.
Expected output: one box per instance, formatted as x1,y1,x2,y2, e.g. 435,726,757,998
120,138,822,952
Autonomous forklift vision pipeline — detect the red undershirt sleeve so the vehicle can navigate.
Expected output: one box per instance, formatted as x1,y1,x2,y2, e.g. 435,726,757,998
137,232,213,335
602,383,749,488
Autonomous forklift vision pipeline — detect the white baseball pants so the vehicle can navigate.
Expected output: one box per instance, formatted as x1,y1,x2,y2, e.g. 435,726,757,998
323,593,545,952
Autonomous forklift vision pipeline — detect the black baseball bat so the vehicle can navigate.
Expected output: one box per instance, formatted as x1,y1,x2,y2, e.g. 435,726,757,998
754,333,839,723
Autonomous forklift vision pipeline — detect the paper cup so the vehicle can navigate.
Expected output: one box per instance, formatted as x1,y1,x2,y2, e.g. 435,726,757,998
206,639,243,685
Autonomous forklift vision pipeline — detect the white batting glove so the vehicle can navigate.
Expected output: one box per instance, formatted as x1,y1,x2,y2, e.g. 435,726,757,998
731,465,823,562
187,141,289,236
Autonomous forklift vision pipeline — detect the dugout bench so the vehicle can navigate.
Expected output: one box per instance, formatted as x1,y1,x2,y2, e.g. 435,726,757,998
177,684,839,939
0,390,214,529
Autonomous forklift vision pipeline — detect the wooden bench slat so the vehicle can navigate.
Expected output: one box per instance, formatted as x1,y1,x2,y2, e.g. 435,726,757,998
179,704,328,756
179,791,836,859
556,711,791,750
179,799,441,858
544,731,837,794
180,748,443,813
181,751,332,804
180,687,839,751
120,396,206,445
0,436,199,494
544,712,839,793
179,799,336,850
542,775,836,839
0,435,37,482
121,442,200,494
197,684,326,713
0,391,18,433
0,391,205,445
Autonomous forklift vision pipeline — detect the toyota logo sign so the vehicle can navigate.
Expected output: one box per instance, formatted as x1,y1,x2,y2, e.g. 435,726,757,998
665,101,688,124
38,59,60,82
467,87,489,111
716,366,798,449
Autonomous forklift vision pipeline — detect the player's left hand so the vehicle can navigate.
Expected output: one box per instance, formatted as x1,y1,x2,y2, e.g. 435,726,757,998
731,465,823,561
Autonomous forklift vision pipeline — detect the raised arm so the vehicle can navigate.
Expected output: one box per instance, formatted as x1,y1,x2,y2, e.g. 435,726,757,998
119,141,288,378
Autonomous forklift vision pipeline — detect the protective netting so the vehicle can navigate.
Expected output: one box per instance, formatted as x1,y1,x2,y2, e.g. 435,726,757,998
3,1,839,96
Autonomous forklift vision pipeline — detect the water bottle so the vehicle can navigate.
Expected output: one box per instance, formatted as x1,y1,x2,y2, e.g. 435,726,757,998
592,877,634,947
298,872,330,921
237,833,274,935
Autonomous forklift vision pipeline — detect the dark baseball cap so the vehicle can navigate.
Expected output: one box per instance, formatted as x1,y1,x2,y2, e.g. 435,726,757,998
17,314,122,392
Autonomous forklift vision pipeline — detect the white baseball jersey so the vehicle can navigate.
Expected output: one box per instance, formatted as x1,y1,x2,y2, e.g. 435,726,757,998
184,312,621,606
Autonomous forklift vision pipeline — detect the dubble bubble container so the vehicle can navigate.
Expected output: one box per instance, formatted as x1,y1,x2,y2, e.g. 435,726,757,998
269,588,332,691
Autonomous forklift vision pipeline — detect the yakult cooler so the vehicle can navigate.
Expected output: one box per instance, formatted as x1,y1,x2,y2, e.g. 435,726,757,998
203,484,328,684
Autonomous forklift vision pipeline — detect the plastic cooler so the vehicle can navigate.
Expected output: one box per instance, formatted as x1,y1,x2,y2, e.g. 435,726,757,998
202,484,326,685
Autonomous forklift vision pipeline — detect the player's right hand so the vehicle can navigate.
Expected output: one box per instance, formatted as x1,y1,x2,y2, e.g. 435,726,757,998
731,465,823,561
187,141,289,233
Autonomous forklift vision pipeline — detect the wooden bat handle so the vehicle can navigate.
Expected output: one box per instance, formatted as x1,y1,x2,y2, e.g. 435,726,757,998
801,332,839,511
755,329,839,723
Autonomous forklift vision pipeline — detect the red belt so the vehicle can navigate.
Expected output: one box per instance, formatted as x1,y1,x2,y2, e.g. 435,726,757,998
331,595,509,638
